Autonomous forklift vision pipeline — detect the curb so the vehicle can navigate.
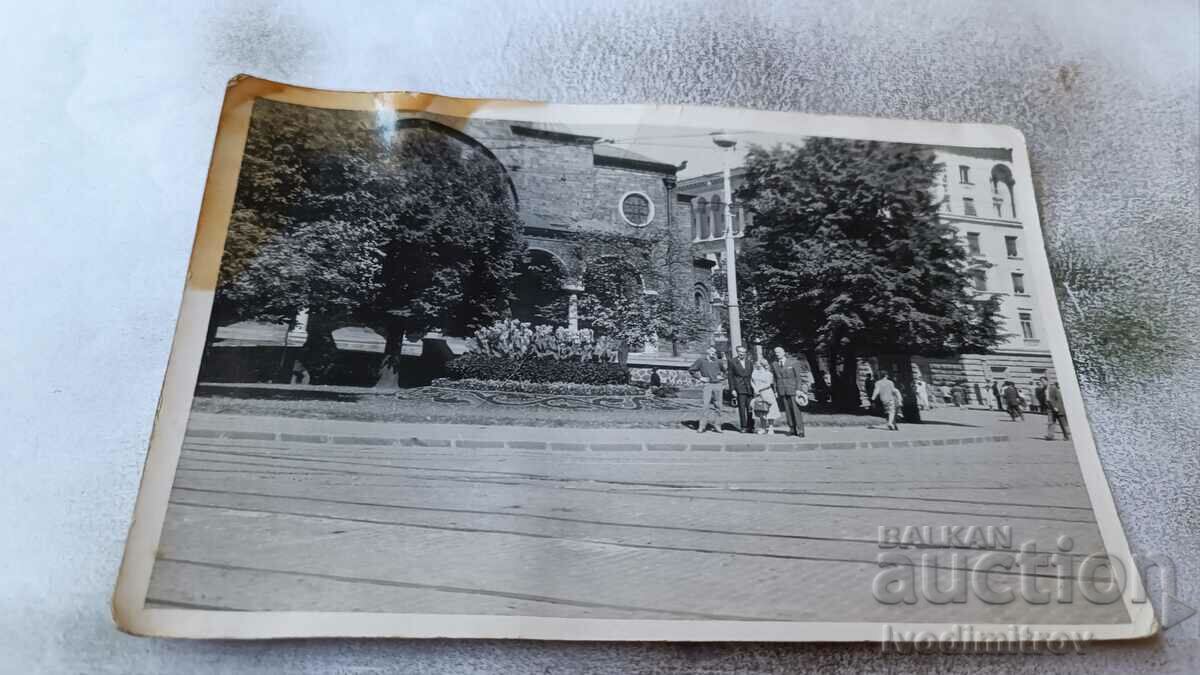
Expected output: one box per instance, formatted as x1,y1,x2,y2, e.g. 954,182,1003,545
186,429,1011,453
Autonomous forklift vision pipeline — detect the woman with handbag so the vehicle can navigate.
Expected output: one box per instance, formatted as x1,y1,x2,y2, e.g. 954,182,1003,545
751,358,781,435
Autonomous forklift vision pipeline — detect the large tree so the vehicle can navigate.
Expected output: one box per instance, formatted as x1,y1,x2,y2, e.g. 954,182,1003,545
212,100,523,385
362,127,523,386
737,137,1004,419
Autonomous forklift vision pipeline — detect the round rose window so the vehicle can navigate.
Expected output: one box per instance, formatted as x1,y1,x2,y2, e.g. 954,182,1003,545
620,192,652,226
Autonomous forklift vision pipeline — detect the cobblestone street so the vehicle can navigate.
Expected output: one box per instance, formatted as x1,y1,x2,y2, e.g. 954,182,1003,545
146,407,1129,625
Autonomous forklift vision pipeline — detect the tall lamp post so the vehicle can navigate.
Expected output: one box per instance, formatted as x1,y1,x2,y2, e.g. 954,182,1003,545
712,132,742,349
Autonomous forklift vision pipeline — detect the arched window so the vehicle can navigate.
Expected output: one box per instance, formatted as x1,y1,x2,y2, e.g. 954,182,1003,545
690,201,700,241
990,164,1016,219
696,197,710,239
711,195,725,238
731,204,742,235
693,284,711,318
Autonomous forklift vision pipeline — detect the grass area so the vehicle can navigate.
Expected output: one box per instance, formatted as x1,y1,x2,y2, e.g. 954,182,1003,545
190,388,880,429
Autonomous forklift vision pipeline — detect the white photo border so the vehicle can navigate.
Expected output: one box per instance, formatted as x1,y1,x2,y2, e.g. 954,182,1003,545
111,76,1157,641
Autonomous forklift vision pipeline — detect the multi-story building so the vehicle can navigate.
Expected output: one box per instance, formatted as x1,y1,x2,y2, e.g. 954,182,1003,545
676,145,1055,394
928,146,1055,393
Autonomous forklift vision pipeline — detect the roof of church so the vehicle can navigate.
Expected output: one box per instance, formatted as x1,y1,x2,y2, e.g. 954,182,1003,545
510,122,677,174
592,144,667,166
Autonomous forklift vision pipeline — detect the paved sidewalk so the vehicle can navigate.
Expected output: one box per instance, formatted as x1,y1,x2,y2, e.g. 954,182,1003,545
184,407,1031,453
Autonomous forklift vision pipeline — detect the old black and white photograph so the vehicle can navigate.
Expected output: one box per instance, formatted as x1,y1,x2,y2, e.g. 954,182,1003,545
113,80,1152,641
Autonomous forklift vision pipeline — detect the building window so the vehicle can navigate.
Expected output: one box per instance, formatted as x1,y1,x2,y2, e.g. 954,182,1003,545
619,192,653,227
710,196,725,238
690,202,700,241
1020,312,1035,339
993,199,1004,218
1005,235,1019,258
959,165,971,184
967,232,981,255
1012,272,1026,294
963,197,977,216
971,269,987,291
696,198,709,239
694,285,711,317
731,204,741,235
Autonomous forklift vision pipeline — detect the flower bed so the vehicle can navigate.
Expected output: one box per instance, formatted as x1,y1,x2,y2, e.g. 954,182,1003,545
445,352,629,385
431,378,643,396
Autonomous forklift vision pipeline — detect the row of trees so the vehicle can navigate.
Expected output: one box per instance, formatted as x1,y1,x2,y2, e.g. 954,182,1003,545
735,138,1006,421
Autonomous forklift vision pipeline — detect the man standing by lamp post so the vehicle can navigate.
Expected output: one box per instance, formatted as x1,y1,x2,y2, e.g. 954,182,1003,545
712,132,743,351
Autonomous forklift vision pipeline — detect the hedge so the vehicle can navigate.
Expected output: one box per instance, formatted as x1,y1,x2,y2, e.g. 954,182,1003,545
431,378,643,396
444,353,629,385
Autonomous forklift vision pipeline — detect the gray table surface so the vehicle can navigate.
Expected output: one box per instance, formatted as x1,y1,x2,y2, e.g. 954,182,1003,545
2,1,1197,672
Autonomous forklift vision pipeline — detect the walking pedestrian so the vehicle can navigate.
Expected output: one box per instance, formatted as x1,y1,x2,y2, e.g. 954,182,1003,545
727,345,756,434
688,346,727,434
1044,379,1071,440
771,346,807,437
872,371,902,431
915,377,930,410
751,358,781,435
991,379,1003,411
1002,380,1025,421
1035,377,1048,414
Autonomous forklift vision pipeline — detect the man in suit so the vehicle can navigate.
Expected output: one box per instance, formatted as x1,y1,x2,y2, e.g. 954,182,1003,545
1044,378,1071,441
727,345,756,433
771,346,806,437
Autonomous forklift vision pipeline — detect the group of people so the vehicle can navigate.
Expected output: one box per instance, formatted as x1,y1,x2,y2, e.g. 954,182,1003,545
689,345,809,437
687,346,1071,441
919,374,1071,441
997,376,1070,440
988,379,1042,414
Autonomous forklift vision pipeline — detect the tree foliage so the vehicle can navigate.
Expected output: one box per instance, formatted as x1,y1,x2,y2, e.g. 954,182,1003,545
571,223,708,360
737,137,1005,414
578,253,659,361
213,100,523,384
